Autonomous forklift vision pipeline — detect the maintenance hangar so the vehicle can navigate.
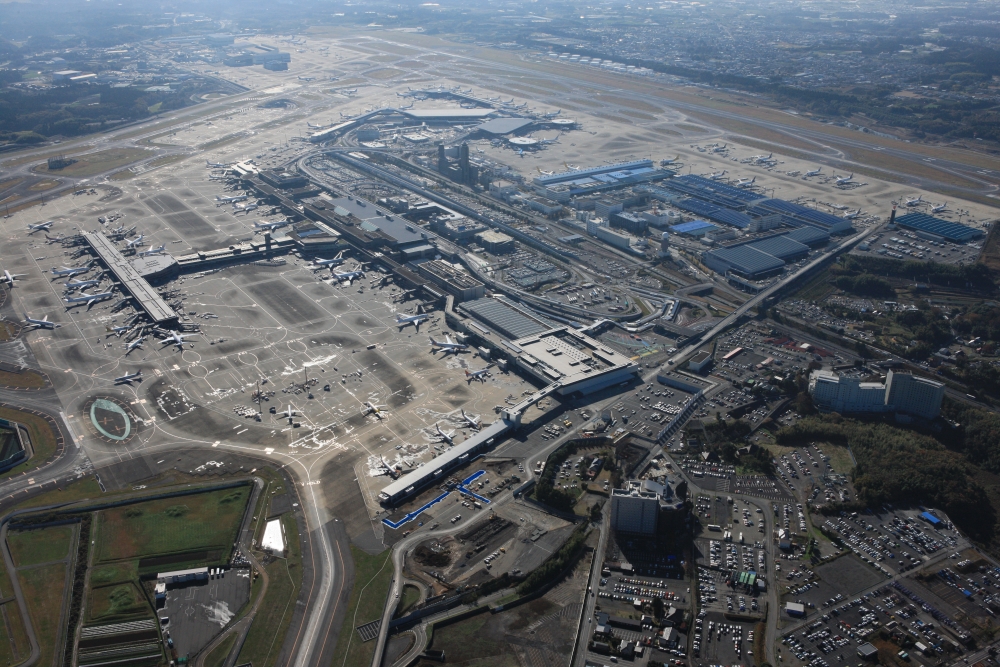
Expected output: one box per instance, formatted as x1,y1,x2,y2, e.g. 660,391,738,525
509,326,640,397
783,225,830,247
702,245,786,280
743,235,810,262
894,212,984,243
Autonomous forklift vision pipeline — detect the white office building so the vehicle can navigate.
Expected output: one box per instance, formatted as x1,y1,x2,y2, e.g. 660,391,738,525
809,369,944,419
611,486,660,534
885,370,945,419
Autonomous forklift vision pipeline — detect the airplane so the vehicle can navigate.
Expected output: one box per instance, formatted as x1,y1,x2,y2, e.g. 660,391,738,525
106,325,130,336
395,310,430,330
51,265,91,277
536,168,553,176
208,174,228,181
434,422,454,445
905,195,923,207
44,234,66,244
159,330,197,350
307,122,325,129
465,368,489,383
254,219,289,232
429,334,468,354
125,337,145,354
310,251,347,269
712,143,728,152
233,203,258,214
460,409,481,430
363,401,387,420
23,313,60,329
932,202,949,214
278,405,299,421
125,234,146,249
64,291,113,307
753,152,773,162
543,109,561,118
2,270,25,286
660,155,681,165
804,167,823,177
835,173,854,185
27,221,54,233
114,369,142,384
215,194,248,204
331,269,364,286
206,160,229,168
517,149,525,158
844,208,863,220
708,170,727,180
138,245,166,257
64,277,102,292
399,102,414,110
735,177,756,188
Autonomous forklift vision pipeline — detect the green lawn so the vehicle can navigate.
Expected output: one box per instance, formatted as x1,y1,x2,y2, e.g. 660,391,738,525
394,584,421,618
31,147,153,178
95,486,249,563
0,407,59,480
204,631,239,667
328,545,393,667
7,525,73,567
89,561,138,586
420,613,511,666
87,583,150,623
236,513,303,667
18,562,68,667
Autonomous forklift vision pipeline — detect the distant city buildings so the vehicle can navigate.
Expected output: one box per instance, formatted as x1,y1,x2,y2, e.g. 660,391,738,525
809,369,945,419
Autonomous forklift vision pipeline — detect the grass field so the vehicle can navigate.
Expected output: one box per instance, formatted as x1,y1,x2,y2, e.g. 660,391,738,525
394,584,420,619
31,148,152,178
7,525,73,567
0,559,30,666
0,368,46,389
328,545,393,667
16,476,103,509
418,612,516,667
236,512,303,667
87,583,150,623
18,562,68,667
204,631,240,667
89,561,138,586
0,407,58,479
95,486,249,563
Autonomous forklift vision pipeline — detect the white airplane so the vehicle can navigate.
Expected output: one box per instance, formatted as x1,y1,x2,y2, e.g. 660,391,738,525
435,422,454,445
708,170,727,180
138,245,166,257
805,167,823,177
64,291,113,307
363,401,387,419
233,203,258,214
2,270,25,286
206,160,229,168
399,102,414,110
932,202,949,214
331,269,364,286
429,334,468,354
125,234,146,249
465,368,489,383
844,208,863,220
660,155,681,165
44,234,66,244
395,310,430,330
278,405,299,421
125,337,145,354
106,325,130,336
460,409,481,430
835,173,854,185
254,220,288,232
216,194,248,204
114,369,142,384
310,251,346,269
711,143,728,152
23,313,59,329
27,221,54,233
64,277,102,292
735,177,756,188
753,152,773,163
543,109,561,118
51,265,91,277
159,330,197,350
905,195,923,207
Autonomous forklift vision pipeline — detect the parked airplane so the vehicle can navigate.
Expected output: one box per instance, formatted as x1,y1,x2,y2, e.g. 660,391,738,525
307,122,325,128
310,251,347,269
64,277,102,292
124,336,145,353
395,309,430,330
27,221,54,233
2,270,24,286
708,170,727,180
804,167,823,177
278,405,299,421
435,422,454,445
543,109,562,118
254,219,289,232
114,370,143,384
660,155,681,166
465,368,489,383
44,234,66,244
216,194,248,205
460,409,481,430
331,269,364,286
106,325,130,336
23,313,59,329
429,334,468,354
363,401,387,420
844,208,863,220
138,245,166,257
735,177,756,188
159,330,197,350
233,203,258,214
64,291,113,307
398,102,414,110
51,265,91,277
835,173,854,185
752,152,773,163
125,234,146,249
905,195,923,207
932,202,949,214
711,143,728,152
206,160,229,168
